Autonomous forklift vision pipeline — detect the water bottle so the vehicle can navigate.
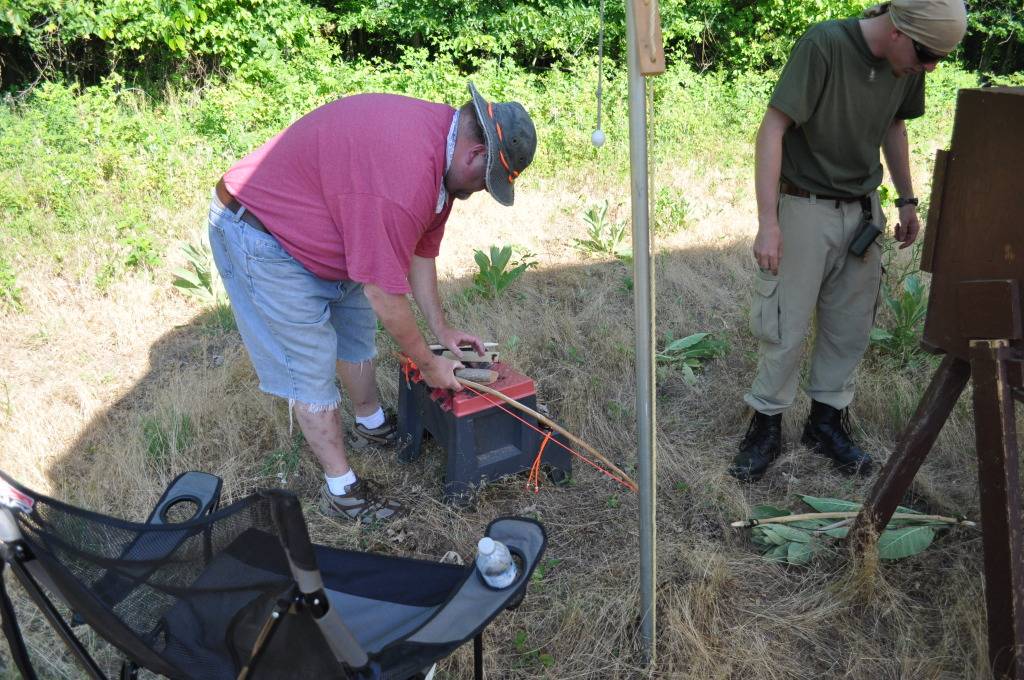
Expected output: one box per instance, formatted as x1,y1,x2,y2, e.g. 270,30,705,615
475,537,517,588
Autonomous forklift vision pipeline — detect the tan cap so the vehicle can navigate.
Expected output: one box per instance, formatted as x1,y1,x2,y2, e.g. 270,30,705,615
890,0,968,54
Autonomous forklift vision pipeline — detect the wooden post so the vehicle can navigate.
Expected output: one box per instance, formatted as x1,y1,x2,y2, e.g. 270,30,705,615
850,355,971,544
971,340,1024,680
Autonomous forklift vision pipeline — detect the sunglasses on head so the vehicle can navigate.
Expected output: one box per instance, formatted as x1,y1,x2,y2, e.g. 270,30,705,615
912,39,944,65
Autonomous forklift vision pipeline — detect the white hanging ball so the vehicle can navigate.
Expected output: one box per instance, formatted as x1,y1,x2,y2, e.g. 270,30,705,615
591,129,606,148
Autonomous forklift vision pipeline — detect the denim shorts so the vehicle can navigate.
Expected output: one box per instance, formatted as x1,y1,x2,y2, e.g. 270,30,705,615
207,194,377,410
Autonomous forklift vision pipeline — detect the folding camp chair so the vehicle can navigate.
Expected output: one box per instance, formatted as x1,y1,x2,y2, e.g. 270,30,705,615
0,470,546,679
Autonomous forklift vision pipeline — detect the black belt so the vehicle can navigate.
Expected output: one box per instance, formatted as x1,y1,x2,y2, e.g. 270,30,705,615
780,181,870,207
215,178,269,233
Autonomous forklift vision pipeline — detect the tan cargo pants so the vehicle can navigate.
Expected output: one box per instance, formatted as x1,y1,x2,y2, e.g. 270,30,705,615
744,191,884,416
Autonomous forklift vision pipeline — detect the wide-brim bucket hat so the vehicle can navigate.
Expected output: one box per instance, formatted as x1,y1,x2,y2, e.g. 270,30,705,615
467,82,537,207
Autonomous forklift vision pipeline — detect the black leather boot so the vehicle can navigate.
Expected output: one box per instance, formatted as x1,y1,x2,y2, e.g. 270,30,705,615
801,401,873,474
729,411,782,482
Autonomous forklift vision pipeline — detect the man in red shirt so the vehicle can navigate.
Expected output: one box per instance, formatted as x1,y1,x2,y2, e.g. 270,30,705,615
208,83,536,521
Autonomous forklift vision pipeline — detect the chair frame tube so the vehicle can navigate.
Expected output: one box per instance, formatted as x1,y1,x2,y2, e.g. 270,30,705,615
6,543,110,680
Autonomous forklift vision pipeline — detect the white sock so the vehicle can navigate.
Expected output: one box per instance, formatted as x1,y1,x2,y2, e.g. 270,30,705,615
326,470,358,495
356,407,385,429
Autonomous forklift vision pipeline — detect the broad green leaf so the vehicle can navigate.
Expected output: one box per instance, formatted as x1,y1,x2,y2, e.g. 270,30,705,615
824,526,850,538
799,495,862,513
870,328,893,342
751,505,790,520
760,523,810,543
764,544,789,562
172,268,201,286
787,540,816,565
877,525,935,560
756,526,787,546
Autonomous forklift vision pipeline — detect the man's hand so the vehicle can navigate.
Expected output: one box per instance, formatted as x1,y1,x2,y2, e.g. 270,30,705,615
894,205,921,249
753,221,783,274
419,353,464,391
436,326,485,358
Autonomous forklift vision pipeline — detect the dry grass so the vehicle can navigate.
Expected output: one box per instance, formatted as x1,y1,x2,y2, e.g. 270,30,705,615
0,166,995,679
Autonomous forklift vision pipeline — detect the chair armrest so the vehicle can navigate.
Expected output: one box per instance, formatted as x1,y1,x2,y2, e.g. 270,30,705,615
146,471,222,525
485,517,546,579
403,517,547,647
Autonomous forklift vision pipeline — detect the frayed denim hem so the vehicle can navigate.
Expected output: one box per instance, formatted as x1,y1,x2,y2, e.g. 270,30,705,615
285,397,341,436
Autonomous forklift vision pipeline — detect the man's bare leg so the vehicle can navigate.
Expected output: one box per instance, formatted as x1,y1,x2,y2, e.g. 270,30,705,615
292,404,350,477
337,359,382,418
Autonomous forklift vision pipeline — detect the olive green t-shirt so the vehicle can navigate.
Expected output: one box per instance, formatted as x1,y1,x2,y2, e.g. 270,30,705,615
770,18,925,197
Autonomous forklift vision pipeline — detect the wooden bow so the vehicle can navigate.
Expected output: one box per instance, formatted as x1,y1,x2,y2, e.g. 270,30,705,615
457,377,639,492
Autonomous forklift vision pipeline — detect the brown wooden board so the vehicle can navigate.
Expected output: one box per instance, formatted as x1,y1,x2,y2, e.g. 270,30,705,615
922,88,1024,359
957,279,1023,340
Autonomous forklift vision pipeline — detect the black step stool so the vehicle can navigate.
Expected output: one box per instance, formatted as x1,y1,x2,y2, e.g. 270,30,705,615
396,362,572,504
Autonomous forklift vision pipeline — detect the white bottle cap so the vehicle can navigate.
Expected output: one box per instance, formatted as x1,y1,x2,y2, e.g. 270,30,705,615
478,537,495,555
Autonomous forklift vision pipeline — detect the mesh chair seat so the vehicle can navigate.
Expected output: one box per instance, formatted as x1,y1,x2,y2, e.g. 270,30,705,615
0,471,546,680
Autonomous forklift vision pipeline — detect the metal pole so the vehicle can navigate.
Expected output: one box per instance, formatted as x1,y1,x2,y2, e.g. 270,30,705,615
624,0,656,665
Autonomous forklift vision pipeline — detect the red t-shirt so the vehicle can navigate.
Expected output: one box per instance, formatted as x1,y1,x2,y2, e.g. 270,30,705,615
223,94,456,294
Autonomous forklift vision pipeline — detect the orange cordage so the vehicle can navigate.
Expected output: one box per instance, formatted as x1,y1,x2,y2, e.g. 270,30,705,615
526,431,553,493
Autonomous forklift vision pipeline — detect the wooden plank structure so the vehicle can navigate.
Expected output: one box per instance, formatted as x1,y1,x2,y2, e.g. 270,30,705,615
850,87,1024,679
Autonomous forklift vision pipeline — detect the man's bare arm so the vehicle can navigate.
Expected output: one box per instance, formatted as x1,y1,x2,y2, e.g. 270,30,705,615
753,106,793,274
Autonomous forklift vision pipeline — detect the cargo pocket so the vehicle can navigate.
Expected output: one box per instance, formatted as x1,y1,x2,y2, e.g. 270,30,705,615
749,272,781,344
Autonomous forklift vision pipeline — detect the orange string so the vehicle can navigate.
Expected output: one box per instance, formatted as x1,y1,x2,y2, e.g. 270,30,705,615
527,430,552,493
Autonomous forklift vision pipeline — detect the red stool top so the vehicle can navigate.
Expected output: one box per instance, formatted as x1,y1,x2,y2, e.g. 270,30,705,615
403,360,536,417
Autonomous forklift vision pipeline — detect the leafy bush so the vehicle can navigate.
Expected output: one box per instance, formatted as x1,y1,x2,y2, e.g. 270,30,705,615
574,201,629,258
870,241,928,365
468,245,537,300
172,238,233,330
172,239,224,305
2,0,335,78
3,0,1022,88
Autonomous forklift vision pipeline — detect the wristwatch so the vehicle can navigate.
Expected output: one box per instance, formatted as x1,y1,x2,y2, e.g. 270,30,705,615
895,196,919,208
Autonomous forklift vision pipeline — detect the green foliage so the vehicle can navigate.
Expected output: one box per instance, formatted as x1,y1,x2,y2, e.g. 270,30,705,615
141,412,194,464
653,187,689,236
512,628,555,669
2,0,1022,87
961,0,1024,75
531,557,562,583
3,0,336,76
118,223,162,270
747,496,949,565
262,431,304,484
173,239,223,303
172,239,234,330
656,332,729,385
468,245,536,300
574,201,630,258
870,241,928,365
0,257,24,313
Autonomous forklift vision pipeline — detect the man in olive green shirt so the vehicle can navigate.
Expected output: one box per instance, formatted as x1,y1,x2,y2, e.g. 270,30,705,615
730,0,967,482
